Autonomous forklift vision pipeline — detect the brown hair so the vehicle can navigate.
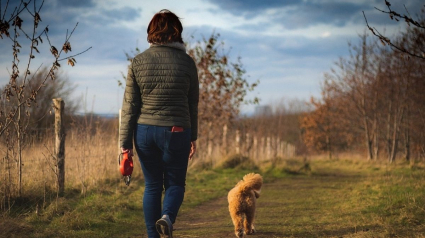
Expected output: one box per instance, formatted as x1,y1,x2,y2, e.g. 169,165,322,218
147,9,183,44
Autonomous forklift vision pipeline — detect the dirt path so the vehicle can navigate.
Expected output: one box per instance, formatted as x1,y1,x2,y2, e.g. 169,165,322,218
174,179,294,238
173,174,365,238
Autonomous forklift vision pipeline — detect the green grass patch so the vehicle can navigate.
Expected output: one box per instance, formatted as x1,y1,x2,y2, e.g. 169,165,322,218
2,157,425,237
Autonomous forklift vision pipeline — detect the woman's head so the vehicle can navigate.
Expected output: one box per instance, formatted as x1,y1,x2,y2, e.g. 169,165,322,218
147,9,183,44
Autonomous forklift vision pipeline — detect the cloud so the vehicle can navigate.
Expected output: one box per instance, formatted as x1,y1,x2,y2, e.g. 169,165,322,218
205,0,422,30
205,0,299,15
80,7,142,28
52,0,96,8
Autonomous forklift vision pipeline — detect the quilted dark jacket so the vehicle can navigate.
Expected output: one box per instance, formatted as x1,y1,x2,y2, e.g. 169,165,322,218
119,43,199,149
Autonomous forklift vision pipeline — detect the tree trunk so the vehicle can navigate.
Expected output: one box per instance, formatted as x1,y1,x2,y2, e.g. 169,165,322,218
363,116,373,160
17,106,22,197
386,102,393,162
404,126,410,162
404,108,410,162
389,107,404,163
326,135,332,160
373,132,379,160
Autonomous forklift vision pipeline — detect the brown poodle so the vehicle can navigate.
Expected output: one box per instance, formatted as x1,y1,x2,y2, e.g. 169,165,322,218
228,173,263,238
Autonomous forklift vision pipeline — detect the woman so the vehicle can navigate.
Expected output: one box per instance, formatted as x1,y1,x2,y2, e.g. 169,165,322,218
120,9,199,238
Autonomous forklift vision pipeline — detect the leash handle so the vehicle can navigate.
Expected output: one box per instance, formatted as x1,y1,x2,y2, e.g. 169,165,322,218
118,152,133,186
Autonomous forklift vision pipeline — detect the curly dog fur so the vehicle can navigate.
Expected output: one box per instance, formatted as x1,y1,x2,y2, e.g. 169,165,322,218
228,173,263,238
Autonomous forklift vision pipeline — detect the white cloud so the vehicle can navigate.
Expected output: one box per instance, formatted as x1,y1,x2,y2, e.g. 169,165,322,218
321,32,331,38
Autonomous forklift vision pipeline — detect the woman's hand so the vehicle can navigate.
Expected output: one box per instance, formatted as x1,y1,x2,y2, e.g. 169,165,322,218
121,147,133,156
189,141,196,160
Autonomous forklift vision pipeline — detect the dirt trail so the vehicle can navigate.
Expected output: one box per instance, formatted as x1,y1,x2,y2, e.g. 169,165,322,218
173,174,365,238
175,181,286,238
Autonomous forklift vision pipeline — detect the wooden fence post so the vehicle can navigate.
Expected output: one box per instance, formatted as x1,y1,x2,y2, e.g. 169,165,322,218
261,137,265,159
235,130,240,154
266,137,271,159
253,137,258,159
53,98,65,196
222,124,228,155
245,133,250,157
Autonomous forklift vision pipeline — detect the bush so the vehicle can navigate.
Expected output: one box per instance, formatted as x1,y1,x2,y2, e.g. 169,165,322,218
215,154,258,170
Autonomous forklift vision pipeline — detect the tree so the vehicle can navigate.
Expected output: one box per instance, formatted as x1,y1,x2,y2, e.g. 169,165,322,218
0,0,90,199
187,33,259,143
305,30,425,161
1,68,79,135
321,34,382,160
300,89,352,159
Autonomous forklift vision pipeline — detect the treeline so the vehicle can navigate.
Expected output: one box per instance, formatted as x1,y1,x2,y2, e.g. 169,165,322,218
301,24,425,161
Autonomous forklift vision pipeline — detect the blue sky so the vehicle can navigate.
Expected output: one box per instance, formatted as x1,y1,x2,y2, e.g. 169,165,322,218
0,0,421,114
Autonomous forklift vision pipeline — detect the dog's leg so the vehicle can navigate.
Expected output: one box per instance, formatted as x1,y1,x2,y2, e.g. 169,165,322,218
230,211,245,238
244,209,256,235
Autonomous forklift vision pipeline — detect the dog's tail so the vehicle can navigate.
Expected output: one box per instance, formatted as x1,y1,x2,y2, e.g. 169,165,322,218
240,173,263,198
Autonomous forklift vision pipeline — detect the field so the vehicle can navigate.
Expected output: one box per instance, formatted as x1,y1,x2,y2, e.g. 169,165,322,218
1,155,425,238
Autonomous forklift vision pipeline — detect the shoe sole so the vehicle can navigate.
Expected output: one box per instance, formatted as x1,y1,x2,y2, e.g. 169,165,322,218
156,219,173,238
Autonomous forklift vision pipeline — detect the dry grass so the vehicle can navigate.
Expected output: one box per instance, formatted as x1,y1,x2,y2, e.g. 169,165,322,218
0,118,144,212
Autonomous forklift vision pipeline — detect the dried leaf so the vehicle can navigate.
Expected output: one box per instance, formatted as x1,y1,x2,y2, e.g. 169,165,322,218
13,16,23,29
67,58,77,67
67,58,75,67
63,42,72,53
34,13,42,28
51,46,59,57
0,20,10,37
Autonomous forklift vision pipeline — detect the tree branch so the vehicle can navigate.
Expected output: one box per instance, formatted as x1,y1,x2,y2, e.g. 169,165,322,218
362,10,425,60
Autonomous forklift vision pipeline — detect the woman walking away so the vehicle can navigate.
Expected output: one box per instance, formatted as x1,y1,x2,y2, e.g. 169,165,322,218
120,9,199,238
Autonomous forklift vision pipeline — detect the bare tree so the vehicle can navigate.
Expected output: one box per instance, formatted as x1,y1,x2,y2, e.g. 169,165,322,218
0,0,90,199
187,33,259,142
1,68,79,135
321,34,381,160
304,29,425,161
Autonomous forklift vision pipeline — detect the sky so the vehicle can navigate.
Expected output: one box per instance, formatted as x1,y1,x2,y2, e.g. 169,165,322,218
0,0,422,115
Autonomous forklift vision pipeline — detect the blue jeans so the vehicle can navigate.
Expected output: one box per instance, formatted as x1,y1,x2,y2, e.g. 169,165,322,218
134,124,191,238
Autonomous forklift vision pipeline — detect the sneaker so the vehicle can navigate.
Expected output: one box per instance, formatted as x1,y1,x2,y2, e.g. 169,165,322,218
156,215,173,238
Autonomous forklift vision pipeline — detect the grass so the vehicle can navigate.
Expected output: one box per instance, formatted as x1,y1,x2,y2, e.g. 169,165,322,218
1,156,425,237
